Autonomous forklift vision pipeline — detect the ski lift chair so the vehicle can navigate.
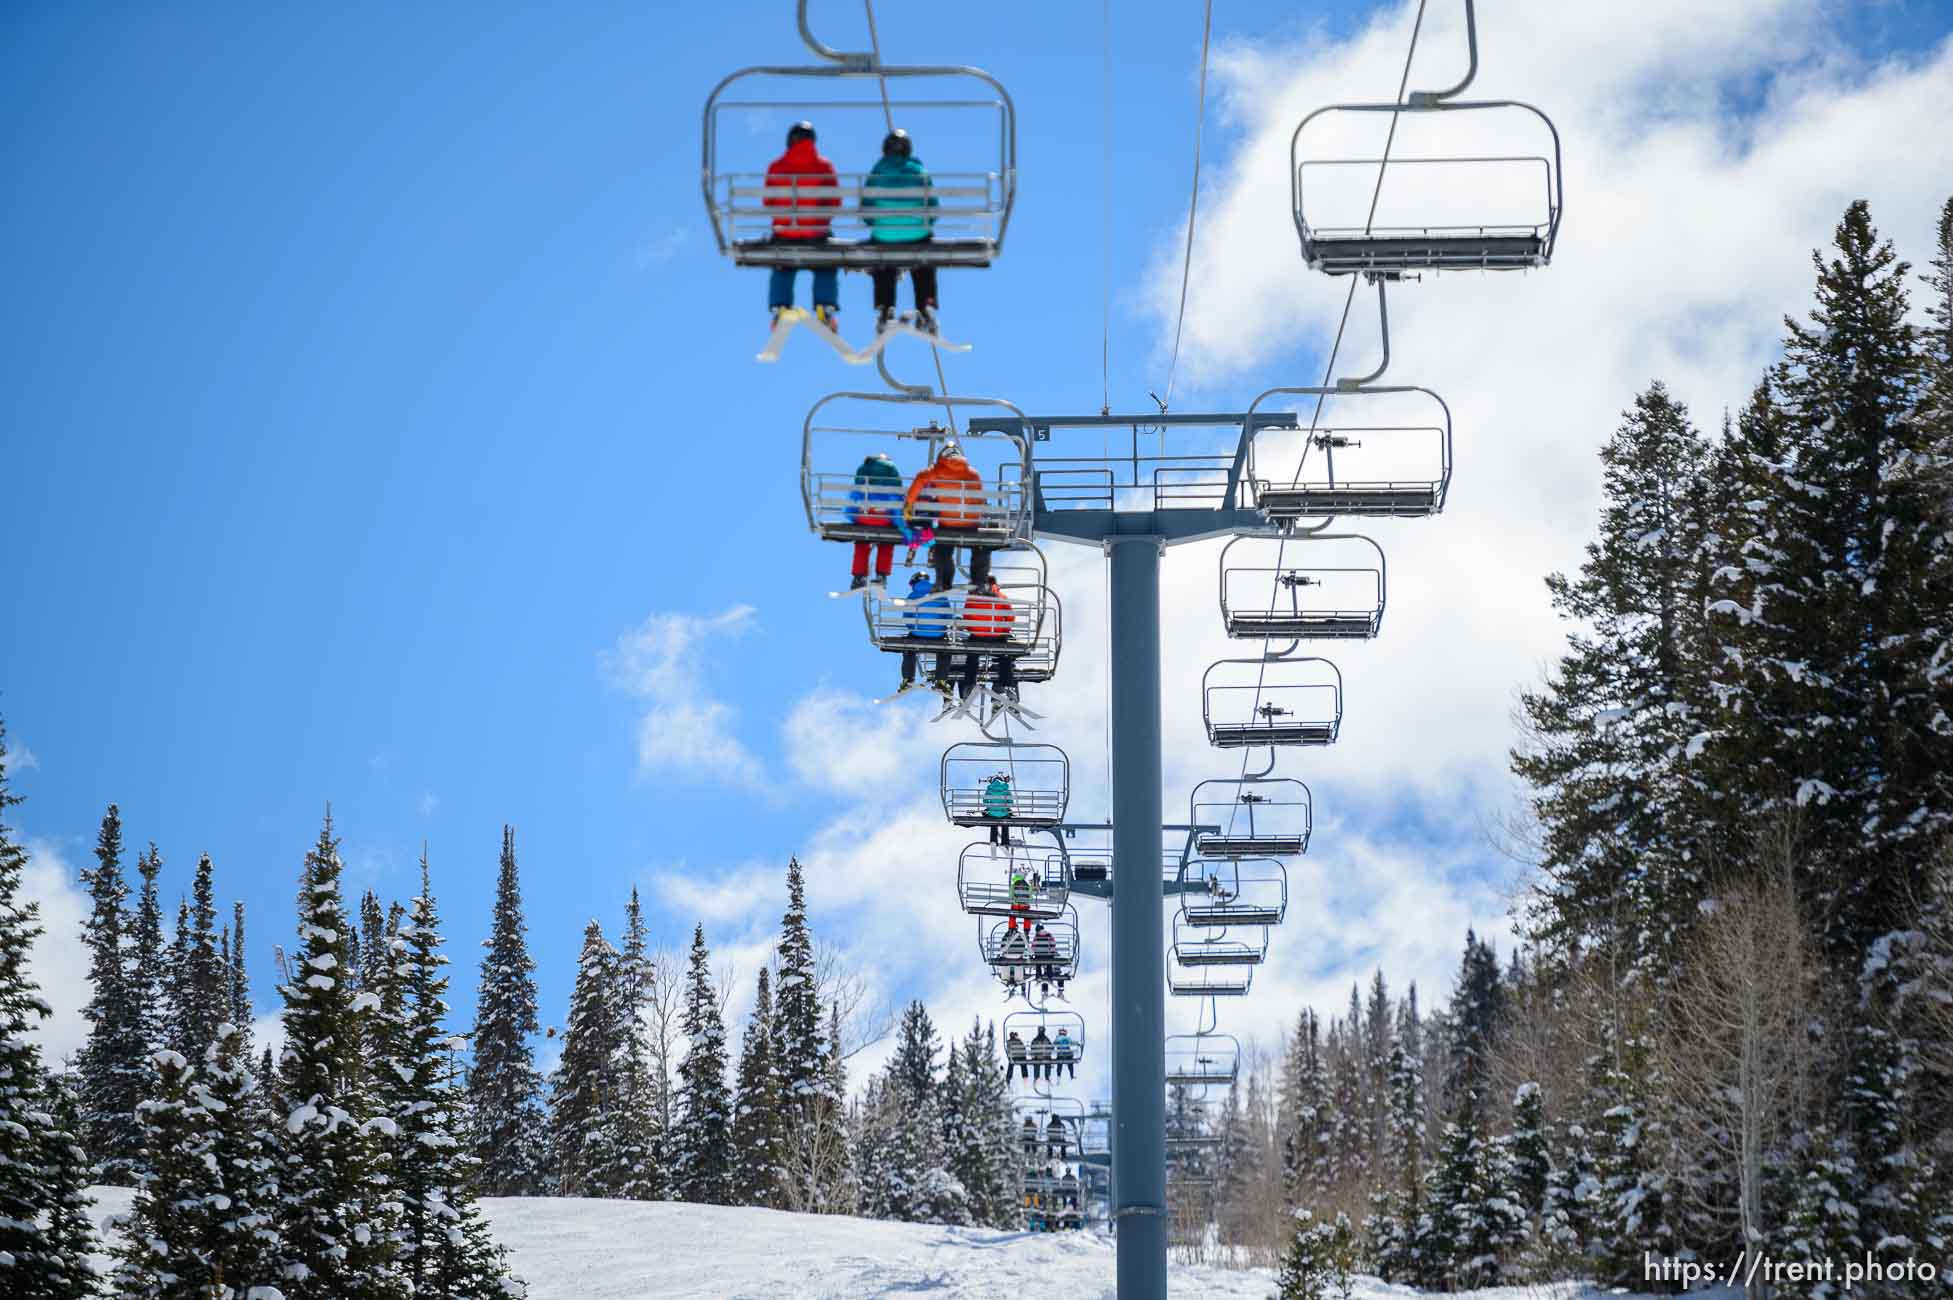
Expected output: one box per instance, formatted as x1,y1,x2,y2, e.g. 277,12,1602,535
955,841,1070,919
1163,1033,1241,1088
1190,777,1313,858
941,741,1069,826
703,60,1016,270
802,392,1033,547
1003,1008,1086,1075
1290,99,1562,275
980,908,1079,980
1170,913,1269,968
1167,959,1254,998
1202,657,1343,748
1179,858,1289,927
1218,534,1386,640
1243,386,1453,520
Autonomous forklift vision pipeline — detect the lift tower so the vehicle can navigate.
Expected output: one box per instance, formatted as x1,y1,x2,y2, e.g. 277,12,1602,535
965,409,1292,1298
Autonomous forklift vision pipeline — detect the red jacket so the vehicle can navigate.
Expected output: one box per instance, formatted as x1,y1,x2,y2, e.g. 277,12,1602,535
965,588,1016,641
765,140,839,239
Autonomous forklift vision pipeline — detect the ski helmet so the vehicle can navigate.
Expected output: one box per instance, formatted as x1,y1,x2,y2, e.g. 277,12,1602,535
882,128,912,157
787,120,816,145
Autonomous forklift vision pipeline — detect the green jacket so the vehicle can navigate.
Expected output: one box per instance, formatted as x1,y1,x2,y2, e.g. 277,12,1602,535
863,154,937,243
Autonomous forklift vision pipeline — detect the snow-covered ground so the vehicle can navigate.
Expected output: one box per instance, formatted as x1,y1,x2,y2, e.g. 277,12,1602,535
85,1187,1736,1300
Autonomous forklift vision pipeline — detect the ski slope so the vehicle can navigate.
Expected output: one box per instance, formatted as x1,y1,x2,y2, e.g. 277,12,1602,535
85,1187,1737,1299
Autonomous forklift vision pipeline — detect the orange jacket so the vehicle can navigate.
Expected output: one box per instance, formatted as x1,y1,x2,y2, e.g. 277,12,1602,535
903,452,985,528
965,588,1016,641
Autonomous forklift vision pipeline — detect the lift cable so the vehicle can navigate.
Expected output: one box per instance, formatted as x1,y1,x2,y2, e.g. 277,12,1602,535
860,0,960,433
1232,0,1431,816
1160,0,1214,414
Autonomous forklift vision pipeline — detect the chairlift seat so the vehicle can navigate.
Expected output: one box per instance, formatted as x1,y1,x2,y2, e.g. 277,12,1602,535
815,520,1018,548
1208,719,1340,748
1302,231,1547,276
1182,902,1284,927
1221,610,1379,640
733,236,1000,269
959,880,1067,920
1196,833,1307,858
1168,968,1253,997
1256,483,1443,519
1171,941,1267,968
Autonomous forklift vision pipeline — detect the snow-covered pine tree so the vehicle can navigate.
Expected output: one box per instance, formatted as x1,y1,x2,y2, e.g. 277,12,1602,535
38,1076,101,1297
1214,1080,1258,1252
114,1026,279,1298
167,895,190,1051
0,721,102,1298
1443,931,1506,1110
772,858,822,1110
1539,1116,1598,1266
1587,1030,1677,1288
1278,1007,1333,1210
358,890,388,993
1415,1091,1525,1290
850,1072,897,1221
549,919,623,1197
673,924,734,1204
605,887,663,1202
1507,1081,1550,1222
882,1001,968,1225
1515,383,1718,965
730,965,782,1207
1771,1125,1863,1300
379,852,523,1300
819,1002,858,1213
467,825,547,1196
77,801,149,1182
943,1019,1013,1227
166,853,225,1062
229,900,252,1055
273,813,402,1300
131,843,169,1053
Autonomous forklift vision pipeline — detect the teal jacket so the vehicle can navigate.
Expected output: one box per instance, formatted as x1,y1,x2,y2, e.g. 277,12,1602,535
863,154,937,243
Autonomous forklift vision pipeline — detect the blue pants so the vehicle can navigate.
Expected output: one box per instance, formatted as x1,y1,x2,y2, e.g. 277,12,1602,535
769,266,838,310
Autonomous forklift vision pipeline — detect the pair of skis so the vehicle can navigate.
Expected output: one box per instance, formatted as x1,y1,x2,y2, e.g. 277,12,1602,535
756,307,971,364
869,679,1040,727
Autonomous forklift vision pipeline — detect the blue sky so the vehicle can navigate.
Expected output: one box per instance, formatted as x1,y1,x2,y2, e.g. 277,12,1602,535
8,0,1953,1078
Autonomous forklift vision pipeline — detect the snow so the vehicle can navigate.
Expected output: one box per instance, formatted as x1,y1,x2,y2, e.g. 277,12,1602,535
80,1189,1745,1300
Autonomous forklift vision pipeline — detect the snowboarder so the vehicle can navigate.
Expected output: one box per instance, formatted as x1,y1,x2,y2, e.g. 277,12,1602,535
863,129,940,333
846,452,904,589
902,441,991,596
1052,1026,1076,1080
960,576,1017,702
982,772,1014,845
764,122,840,329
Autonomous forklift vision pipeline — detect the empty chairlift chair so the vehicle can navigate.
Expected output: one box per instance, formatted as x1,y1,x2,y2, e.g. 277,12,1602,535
1190,777,1313,858
1167,937,1258,997
1179,858,1289,928
1218,534,1386,641
703,60,1016,271
1202,657,1343,748
941,741,1068,827
956,841,1070,919
1164,1033,1241,1088
1290,44,1562,276
1243,386,1453,521
1169,913,1269,968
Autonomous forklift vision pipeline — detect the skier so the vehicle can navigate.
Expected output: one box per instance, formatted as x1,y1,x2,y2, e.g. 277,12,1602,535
898,570,950,694
1044,1114,1069,1160
902,441,991,596
1029,1025,1054,1082
1052,1026,1076,1080
845,452,904,589
862,129,940,333
960,576,1018,702
1008,867,1032,911
763,122,841,328
982,772,1014,845
1021,1114,1040,1155
1005,1028,1029,1081
1000,916,1029,998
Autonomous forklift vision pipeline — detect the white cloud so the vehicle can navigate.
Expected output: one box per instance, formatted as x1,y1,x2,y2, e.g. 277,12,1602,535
417,791,439,819
633,228,688,272
9,740,37,772
21,838,93,1071
605,605,764,782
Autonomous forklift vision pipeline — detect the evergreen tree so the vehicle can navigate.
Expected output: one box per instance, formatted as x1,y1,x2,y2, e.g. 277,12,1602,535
229,899,252,1055
673,924,734,1204
37,1076,101,1298
1507,1081,1551,1221
167,853,225,1060
358,890,388,994
1444,931,1506,1109
606,887,664,1202
1416,1093,1525,1290
379,852,523,1299
273,813,401,1300
1279,1008,1333,1208
131,843,169,1053
114,1027,278,1299
730,966,782,1207
549,919,623,1197
773,858,823,1108
881,1001,967,1226
1587,1032,1676,1288
0,722,103,1298
467,825,547,1196
77,801,149,1182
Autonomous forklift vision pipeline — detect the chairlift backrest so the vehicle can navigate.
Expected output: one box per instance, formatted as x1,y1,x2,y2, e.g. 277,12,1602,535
1236,385,1453,521
1201,657,1344,749
1218,534,1386,642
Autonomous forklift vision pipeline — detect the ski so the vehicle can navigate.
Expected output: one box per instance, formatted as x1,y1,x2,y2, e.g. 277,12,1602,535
755,307,873,364
871,681,930,705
